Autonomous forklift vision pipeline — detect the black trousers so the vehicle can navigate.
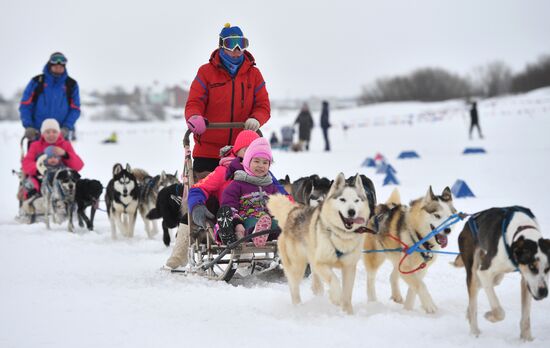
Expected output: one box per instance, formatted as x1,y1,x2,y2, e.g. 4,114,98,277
322,127,330,151
469,122,483,139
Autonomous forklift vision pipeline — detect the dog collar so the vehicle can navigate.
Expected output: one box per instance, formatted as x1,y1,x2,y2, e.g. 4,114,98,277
354,226,377,234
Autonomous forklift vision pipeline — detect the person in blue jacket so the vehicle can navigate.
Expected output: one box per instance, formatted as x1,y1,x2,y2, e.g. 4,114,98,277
19,52,81,141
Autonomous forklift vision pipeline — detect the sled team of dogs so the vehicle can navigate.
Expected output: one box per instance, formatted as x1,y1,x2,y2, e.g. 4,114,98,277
18,166,550,340
105,163,180,239
269,173,549,341
20,162,180,238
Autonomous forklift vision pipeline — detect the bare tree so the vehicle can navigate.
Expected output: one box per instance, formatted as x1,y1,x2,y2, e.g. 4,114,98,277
474,61,512,97
359,67,472,104
512,55,550,93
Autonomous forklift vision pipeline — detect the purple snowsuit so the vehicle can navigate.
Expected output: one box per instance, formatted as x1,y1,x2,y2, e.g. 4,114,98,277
221,158,279,225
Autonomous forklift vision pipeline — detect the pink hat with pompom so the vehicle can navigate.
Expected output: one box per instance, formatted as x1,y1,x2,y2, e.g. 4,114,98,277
243,138,272,176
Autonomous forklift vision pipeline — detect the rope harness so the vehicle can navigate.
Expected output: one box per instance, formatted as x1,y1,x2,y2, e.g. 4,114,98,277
363,212,467,274
468,206,536,270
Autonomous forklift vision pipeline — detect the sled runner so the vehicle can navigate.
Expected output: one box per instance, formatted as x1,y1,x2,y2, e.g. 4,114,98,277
176,123,282,282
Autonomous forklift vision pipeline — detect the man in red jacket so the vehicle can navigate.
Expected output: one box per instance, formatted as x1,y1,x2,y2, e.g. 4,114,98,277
21,118,84,198
185,23,271,179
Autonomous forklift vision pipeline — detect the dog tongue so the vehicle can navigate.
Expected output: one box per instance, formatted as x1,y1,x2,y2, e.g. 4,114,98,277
436,234,448,248
353,217,365,224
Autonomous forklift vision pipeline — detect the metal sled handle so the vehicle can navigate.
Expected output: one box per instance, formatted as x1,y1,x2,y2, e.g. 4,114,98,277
183,122,263,146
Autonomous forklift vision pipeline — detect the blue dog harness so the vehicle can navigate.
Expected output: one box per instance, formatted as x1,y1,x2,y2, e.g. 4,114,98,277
468,206,535,268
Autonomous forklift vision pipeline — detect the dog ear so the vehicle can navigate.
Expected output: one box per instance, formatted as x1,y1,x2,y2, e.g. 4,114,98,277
303,179,313,199
441,187,452,201
285,174,290,183
125,163,132,172
386,188,401,206
113,163,123,176
425,186,436,202
328,172,346,197
353,173,367,197
73,172,81,181
174,170,178,178
539,238,550,256
161,170,166,181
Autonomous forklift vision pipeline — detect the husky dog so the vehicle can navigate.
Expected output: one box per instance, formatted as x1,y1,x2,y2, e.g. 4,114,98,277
105,163,139,239
75,179,103,231
455,206,550,341
41,168,81,232
290,174,333,207
363,187,455,314
146,183,189,246
138,171,180,239
268,173,372,314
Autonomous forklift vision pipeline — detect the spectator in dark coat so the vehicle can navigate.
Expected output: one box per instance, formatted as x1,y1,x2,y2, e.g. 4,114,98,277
320,100,331,151
469,102,483,139
294,103,314,151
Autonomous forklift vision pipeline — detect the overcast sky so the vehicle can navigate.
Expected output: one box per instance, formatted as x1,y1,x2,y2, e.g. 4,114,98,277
1,0,549,100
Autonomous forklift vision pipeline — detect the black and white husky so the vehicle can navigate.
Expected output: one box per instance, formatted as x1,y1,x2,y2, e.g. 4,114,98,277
41,168,81,232
138,171,180,238
105,163,139,239
456,206,550,341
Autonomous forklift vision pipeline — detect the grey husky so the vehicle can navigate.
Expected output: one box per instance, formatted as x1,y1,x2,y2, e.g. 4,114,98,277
41,168,81,232
138,171,180,238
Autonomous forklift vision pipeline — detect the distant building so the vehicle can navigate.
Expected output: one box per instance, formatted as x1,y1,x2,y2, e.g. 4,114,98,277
167,85,189,108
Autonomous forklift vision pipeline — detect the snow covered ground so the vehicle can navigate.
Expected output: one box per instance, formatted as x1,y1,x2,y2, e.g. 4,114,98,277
1,89,550,347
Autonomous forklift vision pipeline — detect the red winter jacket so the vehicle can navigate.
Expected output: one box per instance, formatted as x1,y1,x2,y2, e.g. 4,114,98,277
185,49,271,159
22,135,84,177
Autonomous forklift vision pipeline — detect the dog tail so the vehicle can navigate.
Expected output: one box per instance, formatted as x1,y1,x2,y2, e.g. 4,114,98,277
146,208,161,220
267,194,297,228
451,254,464,268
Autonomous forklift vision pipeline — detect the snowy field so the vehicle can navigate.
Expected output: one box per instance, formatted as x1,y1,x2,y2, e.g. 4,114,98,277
1,89,550,347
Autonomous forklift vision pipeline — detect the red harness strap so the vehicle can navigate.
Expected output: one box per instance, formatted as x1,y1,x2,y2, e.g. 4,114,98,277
387,233,427,275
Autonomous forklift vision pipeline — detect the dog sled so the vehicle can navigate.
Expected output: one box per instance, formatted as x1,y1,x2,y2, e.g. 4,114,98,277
175,122,282,282
14,136,50,224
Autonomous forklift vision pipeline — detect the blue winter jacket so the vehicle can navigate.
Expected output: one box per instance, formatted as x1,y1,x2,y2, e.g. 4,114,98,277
19,64,81,130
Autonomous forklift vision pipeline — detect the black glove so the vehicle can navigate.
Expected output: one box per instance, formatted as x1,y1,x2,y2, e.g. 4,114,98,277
61,127,70,138
191,204,215,229
24,127,39,141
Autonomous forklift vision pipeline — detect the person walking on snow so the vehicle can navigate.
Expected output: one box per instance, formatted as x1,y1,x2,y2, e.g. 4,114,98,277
469,101,483,139
320,100,331,151
19,52,81,142
185,23,271,179
294,103,314,151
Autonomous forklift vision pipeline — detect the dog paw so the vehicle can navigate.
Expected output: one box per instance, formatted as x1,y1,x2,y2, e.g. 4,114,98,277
484,308,505,322
423,303,438,314
520,332,534,342
390,294,403,304
342,303,354,315
470,327,481,337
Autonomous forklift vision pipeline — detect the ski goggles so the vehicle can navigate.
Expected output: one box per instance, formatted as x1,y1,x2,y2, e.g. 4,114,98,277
219,36,249,51
49,54,67,65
